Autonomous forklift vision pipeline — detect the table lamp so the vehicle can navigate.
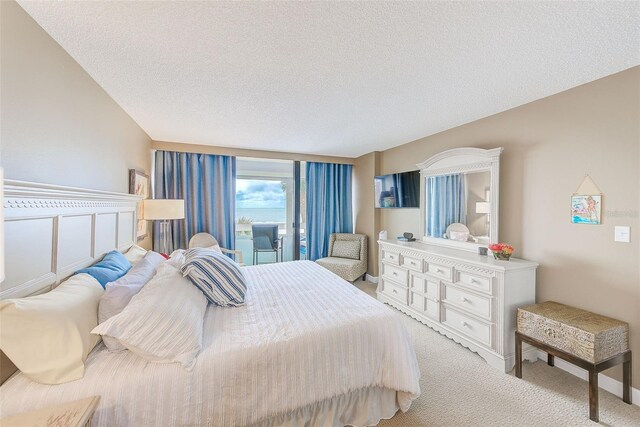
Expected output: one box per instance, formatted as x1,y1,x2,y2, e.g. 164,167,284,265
142,199,185,254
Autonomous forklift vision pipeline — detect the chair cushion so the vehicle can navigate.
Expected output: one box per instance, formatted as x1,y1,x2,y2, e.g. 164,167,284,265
331,240,361,260
316,257,361,268
316,257,365,281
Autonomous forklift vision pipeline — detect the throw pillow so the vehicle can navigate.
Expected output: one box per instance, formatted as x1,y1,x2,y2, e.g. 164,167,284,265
331,240,361,260
181,248,247,306
76,250,131,287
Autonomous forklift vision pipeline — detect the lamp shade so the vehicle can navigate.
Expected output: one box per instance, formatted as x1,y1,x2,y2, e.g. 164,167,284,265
0,167,4,283
475,202,490,214
142,199,185,220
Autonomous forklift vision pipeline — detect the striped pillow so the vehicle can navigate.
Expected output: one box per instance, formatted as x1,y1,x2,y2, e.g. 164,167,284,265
181,248,247,306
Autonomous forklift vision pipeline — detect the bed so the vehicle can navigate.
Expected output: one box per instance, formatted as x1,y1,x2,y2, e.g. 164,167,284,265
0,180,420,426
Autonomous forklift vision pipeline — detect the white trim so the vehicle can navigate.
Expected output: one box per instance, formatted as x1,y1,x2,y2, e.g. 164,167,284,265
4,179,141,202
535,350,639,407
365,274,379,283
2,180,140,299
417,147,502,253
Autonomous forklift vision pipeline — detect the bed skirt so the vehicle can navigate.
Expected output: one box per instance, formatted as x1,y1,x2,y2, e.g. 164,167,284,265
256,386,410,427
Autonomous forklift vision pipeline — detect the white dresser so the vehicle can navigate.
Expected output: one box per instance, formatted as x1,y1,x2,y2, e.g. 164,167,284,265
377,239,538,372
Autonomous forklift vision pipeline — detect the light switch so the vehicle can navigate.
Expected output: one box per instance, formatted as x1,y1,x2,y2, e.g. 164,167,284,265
614,226,630,243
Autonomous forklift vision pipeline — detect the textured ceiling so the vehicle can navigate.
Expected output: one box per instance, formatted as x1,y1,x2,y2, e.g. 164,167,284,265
18,1,640,158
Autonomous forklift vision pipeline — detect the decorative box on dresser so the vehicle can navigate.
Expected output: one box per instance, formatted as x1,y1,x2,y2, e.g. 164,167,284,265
377,239,539,372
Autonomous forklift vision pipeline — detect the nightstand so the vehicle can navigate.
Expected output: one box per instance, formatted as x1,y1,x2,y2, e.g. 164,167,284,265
1,396,100,427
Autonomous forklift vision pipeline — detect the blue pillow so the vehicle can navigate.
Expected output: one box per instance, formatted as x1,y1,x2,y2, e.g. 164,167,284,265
76,250,132,288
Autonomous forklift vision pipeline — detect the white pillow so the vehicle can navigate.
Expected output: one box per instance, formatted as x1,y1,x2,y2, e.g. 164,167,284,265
123,244,148,266
167,249,186,269
92,263,207,369
0,274,103,384
99,251,166,351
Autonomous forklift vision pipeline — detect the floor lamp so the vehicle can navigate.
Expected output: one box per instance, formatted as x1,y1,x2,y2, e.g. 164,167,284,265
143,199,185,254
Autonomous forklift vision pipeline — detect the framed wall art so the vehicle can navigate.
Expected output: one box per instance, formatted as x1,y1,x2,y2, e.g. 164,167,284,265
571,194,601,225
571,175,602,225
129,169,149,240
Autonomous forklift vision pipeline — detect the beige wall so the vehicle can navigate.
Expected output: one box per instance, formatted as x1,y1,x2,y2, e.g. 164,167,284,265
362,67,640,387
353,151,380,275
153,141,354,164
1,1,153,248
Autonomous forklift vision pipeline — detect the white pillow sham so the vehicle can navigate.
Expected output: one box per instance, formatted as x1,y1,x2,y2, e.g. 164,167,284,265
123,244,148,266
92,263,207,369
0,274,103,384
99,251,166,351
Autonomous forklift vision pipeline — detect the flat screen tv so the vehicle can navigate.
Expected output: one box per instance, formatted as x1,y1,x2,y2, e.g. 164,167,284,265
374,170,420,208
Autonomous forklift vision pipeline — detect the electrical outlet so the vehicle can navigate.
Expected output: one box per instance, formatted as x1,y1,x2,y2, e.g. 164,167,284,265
614,226,630,243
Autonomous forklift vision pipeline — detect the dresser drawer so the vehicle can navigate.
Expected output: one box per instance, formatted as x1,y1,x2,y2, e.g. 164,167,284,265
401,255,424,273
382,250,400,265
383,264,408,285
442,306,493,348
381,280,408,303
409,292,440,320
426,261,453,282
457,271,492,294
411,274,440,300
443,285,492,320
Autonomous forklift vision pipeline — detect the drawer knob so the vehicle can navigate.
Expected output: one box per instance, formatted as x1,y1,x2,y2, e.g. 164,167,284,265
470,279,479,284
392,272,398,276
437,268,444,273
461,296,470,303
462,321,470,328
410,261,416,266
392,289,398,294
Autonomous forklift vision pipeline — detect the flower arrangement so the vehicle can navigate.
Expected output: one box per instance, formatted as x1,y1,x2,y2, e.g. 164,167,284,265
488,243,514,261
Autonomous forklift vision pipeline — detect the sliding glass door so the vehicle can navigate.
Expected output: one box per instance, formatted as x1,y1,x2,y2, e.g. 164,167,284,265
235,158,304,265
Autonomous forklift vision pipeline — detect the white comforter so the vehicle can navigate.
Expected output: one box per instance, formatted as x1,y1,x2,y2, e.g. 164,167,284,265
1,261,420,426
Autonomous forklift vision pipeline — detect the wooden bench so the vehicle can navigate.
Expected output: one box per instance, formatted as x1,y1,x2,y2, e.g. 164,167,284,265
514,301,632,423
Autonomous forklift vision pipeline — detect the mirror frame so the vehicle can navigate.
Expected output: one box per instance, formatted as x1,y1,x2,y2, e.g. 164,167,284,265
417,147,503,252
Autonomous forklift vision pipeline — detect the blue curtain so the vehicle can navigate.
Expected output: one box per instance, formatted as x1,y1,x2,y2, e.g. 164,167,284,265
306,162,353,261
154,151,236,253
426,174,466,238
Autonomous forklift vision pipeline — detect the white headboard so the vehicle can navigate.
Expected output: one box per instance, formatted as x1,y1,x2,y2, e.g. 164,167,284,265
1,180,141,299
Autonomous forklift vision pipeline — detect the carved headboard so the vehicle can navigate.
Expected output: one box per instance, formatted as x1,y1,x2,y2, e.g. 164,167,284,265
1,180,141,383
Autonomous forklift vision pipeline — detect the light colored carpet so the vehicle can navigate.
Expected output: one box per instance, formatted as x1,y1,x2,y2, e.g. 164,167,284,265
352,280,640,427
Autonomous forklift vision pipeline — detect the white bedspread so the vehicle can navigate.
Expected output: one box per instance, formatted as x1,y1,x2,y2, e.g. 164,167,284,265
0,261,420,426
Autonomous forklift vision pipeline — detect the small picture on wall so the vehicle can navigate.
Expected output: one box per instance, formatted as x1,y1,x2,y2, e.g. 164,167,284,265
571,194,601,225
129,169,149,240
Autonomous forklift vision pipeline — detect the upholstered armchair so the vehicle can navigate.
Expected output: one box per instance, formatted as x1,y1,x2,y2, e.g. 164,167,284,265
315,233,368,282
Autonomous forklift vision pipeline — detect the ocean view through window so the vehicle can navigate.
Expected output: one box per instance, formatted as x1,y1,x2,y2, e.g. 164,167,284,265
235,158,305,265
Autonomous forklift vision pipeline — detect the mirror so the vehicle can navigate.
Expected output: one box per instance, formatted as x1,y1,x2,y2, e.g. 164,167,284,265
417,147,502,251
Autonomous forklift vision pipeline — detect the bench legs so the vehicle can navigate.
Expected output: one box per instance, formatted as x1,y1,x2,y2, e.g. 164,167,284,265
588,368,599,422
623,358,632,405
515,332,523,379
515,331,632,423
